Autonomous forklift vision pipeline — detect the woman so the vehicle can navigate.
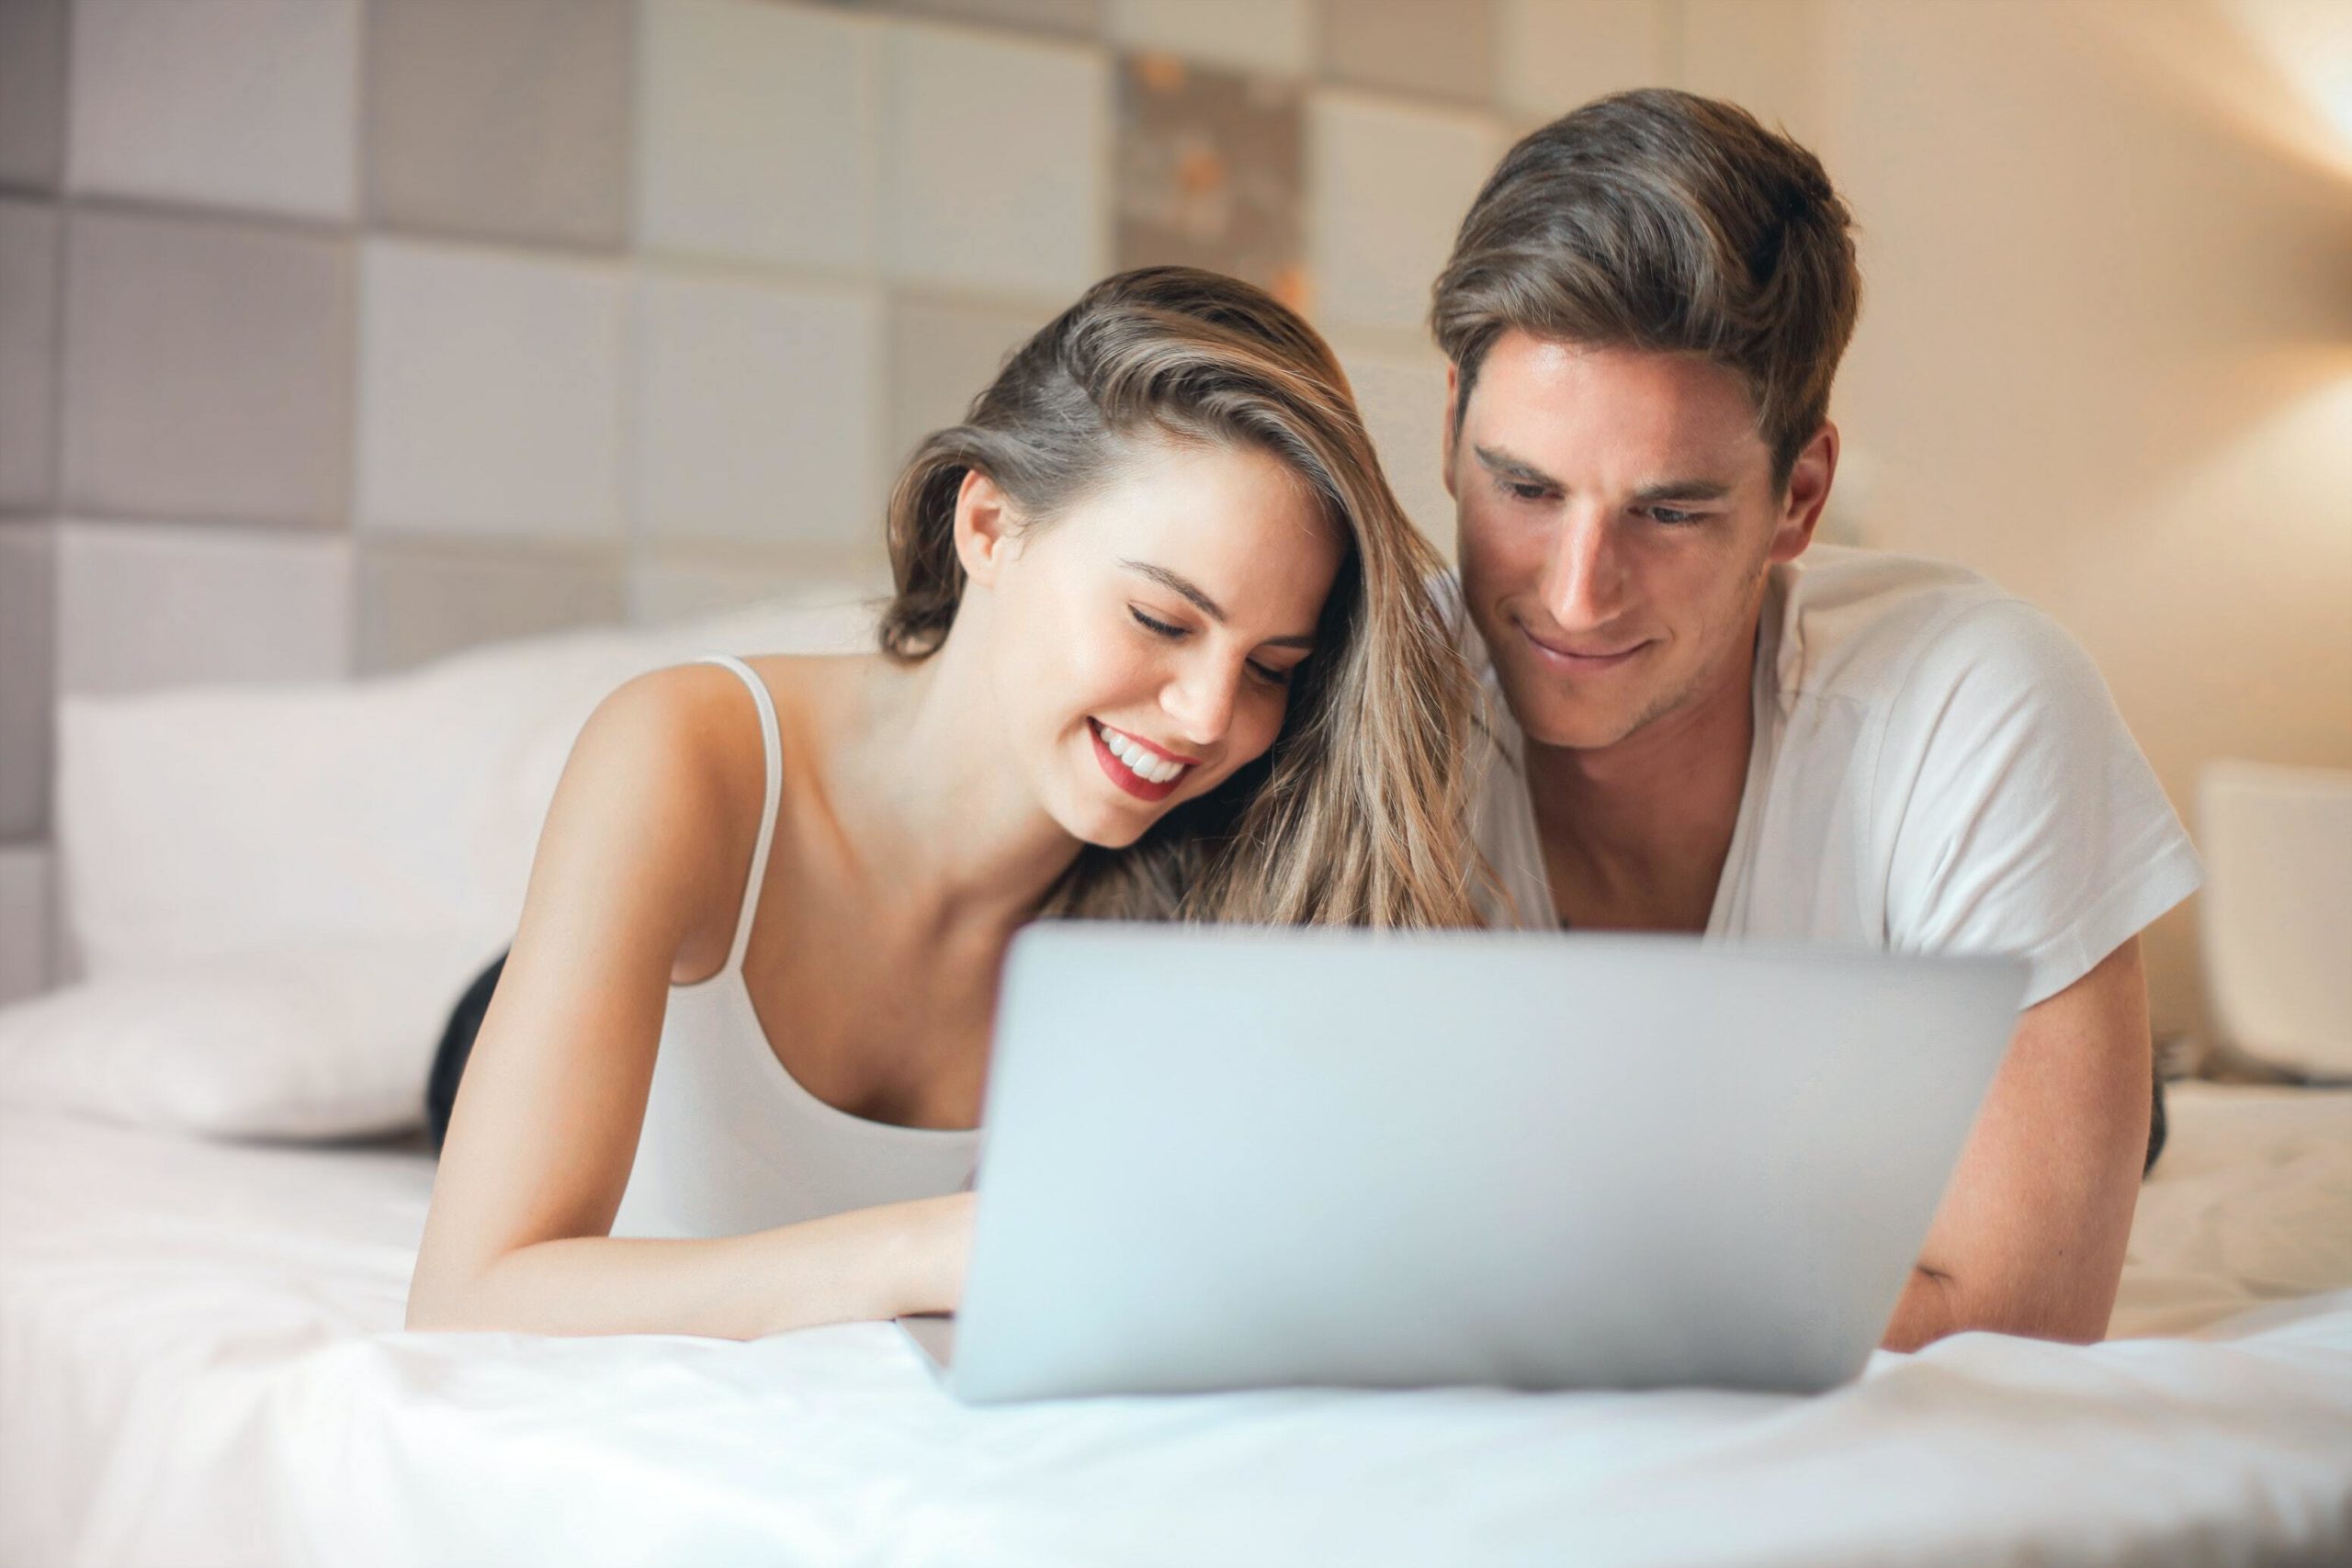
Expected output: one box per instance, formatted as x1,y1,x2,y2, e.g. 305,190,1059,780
405,267,1482,1340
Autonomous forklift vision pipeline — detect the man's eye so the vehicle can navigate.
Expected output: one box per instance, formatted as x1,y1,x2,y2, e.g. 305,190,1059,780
1647,506,1703,525
1505,481,1551,502
1129,607,1184,638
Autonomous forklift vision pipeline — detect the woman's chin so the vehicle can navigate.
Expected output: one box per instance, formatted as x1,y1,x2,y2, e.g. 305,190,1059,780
1061,807,1152,852
1047,780,1162,851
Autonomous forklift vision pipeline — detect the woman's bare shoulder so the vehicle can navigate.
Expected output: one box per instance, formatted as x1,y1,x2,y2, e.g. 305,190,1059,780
589,649,893,815
583,661,775,806
571,653,876,873
520,661,790,954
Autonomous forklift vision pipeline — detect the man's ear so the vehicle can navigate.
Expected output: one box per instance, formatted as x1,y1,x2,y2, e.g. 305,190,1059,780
1770,423,1839,564
953,468,1021,587
1440,364,1462,501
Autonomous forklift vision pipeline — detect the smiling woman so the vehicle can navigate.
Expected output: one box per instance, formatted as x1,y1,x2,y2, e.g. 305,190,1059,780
878,266,1481,925
405,266,1485,1343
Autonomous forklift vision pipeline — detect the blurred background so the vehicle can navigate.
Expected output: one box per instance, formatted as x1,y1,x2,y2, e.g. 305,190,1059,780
0,0,2346,1044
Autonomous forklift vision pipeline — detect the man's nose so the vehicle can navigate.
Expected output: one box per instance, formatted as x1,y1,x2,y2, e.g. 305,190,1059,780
1541,507,1629,628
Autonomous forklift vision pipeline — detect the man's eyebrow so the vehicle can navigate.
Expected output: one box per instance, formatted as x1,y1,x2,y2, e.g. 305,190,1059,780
1473,445,1559,489
1119,559,1316,650
1632,479,1733,503
1475,446,1733,505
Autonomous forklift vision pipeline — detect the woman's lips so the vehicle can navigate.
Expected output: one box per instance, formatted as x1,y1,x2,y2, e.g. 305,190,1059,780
1519,621,1649,672
1090,719,1189,802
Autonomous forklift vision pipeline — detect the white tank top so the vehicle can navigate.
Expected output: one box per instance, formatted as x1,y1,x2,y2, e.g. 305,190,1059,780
608,656,984,1240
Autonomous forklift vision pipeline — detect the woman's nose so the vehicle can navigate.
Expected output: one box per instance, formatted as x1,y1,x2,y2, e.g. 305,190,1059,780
1159,660,1238,750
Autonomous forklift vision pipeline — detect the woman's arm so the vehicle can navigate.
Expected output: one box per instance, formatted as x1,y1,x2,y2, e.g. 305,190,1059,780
412,1191,974,1339
404,666,971,1339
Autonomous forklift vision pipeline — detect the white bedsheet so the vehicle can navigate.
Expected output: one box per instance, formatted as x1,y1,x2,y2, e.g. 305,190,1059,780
3,1086,2348,1568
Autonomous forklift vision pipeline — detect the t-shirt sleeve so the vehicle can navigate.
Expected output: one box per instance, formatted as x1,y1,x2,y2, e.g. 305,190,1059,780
1876,598,2202,1009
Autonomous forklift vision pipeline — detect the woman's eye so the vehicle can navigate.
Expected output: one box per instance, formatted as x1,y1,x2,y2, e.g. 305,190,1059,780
1129,607,1185,639
1249,660,1294,689
1505,481,1550,502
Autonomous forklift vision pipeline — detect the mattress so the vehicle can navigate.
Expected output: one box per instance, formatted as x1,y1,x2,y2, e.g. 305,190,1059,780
3,1084,2348,1568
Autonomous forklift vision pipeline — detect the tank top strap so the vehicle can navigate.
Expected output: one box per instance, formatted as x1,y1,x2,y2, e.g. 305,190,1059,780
694,655,783,976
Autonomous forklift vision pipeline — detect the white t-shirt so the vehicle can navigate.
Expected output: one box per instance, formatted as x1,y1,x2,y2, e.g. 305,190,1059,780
1459,546,2203,1010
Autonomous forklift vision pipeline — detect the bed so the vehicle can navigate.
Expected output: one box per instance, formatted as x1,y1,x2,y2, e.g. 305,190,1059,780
3,1081,2346,1568
6,599,2347,1566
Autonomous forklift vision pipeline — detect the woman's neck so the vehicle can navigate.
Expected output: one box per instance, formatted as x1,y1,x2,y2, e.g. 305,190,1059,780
824,622,1083,932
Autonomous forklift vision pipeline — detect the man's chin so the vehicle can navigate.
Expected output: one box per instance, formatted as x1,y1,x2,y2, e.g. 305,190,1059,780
1520,717,1645,754
1493,669,1646,753
1505,699,1649,755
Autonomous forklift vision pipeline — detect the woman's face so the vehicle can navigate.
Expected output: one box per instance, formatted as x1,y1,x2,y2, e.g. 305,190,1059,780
961,437,1343,850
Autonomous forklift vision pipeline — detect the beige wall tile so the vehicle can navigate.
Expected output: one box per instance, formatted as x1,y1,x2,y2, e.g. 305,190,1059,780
68,0,360,220
1107,0,1311,75
883,0,1100,36
628,549,888,627
1115,55,1306,308
887,295,1054,471
1495,0,1672,119
0,841,50,1005
61,209,354,528
637,0,884,272
356,538,624,674
1680,0,1822,148
366,0,633,250
634,269,887,551
0,525,53,840
1330,338,1456,557
1307,90,1505,333
53,520,353,695
886,22,1110,298
1323,0,1495,105
356,239,626,540
0,201,59,513
0,0,68,192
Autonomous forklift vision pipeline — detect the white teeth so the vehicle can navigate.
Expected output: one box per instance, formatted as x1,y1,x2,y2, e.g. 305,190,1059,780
1098,723,1186,786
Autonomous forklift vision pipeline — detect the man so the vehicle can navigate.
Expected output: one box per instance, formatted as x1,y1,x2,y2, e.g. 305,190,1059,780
1430,90,2200,1351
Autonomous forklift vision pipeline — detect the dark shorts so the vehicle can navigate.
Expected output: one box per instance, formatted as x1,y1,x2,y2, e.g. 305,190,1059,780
425,950,507,1154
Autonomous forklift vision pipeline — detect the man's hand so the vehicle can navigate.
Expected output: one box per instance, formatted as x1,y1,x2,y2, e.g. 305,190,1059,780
1881,936,2154,1351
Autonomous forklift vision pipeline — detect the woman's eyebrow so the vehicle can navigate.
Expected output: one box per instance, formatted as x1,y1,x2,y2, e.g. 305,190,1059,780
1119,559,1315,650
1121,559,1226,621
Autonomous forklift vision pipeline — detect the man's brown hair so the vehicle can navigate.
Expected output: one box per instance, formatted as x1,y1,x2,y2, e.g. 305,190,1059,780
1430,88,1860,488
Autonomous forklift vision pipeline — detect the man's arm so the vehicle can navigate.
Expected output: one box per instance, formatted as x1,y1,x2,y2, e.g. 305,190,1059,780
1880,935,2154,1352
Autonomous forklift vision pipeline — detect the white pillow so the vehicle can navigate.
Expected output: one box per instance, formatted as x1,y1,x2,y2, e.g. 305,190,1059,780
56,592,881,979
0,938,493,1139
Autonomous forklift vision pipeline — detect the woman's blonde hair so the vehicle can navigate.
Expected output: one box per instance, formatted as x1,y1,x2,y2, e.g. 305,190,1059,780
880,266,1483,929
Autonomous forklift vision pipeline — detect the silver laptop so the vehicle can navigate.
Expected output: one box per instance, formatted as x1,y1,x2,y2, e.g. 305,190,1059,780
901,923,2024,1403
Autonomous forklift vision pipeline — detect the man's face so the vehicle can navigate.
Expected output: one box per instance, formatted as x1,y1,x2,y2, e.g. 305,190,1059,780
1446,332,1832,754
